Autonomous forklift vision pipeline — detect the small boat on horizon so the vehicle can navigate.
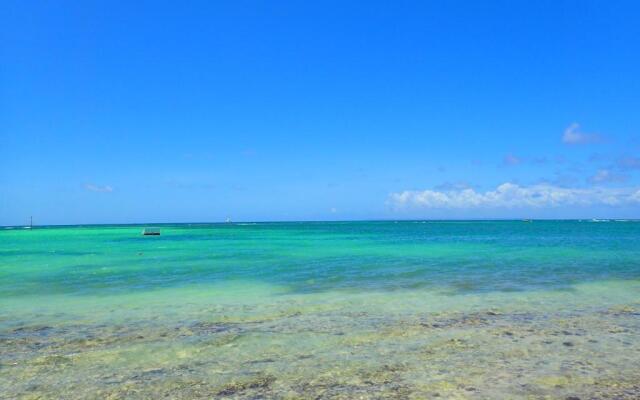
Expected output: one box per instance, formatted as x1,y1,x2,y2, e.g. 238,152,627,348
142,228,161,236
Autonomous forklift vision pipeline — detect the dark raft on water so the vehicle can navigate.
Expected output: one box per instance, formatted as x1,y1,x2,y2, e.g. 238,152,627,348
142,228,161,236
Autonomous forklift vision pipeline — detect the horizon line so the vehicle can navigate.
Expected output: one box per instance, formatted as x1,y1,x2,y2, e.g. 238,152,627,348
3,217,639,228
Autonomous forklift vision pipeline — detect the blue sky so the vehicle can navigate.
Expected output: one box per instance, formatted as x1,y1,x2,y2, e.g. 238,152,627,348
2,1,640,225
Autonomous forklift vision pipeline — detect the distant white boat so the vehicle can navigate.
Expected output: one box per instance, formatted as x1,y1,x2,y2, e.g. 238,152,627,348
225,218,232,223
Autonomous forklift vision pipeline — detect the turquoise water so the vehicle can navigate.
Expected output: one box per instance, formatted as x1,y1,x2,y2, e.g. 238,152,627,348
2,221,640,398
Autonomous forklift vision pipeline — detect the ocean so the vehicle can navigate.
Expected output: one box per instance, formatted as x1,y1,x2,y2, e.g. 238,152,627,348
1,221,639,398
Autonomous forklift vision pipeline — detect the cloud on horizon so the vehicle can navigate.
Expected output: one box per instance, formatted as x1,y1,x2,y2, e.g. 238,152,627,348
389,183,640,210
588,169,627,184
503,153,522,166
562,123,602,145
84,184,113,193
617,156,640,170
434,181,473,191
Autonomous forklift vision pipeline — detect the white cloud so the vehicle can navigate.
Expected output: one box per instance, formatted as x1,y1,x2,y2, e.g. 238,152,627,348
618,156,640,170
85,184,113,193
503,154,521,166
389,183,640,209
588,169,627,184
562,123,601,145
434,181,472,190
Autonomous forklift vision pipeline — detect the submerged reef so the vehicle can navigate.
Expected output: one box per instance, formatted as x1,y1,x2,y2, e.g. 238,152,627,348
2,296,639,399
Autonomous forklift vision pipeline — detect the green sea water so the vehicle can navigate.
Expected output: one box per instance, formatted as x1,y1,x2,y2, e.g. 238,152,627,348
1,221,640,399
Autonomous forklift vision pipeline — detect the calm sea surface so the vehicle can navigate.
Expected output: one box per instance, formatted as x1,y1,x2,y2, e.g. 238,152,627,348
1,221,639,398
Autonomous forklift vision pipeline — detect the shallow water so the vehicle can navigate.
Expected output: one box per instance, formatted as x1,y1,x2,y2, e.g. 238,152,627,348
1,221,640,398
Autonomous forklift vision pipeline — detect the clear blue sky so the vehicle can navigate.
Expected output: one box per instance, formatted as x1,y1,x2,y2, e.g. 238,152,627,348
2,1,640,225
